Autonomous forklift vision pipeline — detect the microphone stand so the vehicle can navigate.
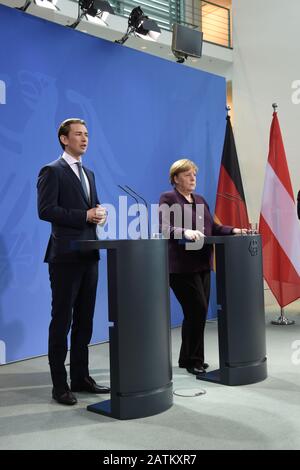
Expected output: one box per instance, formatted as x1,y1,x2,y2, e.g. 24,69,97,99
217,192,245,236
118,184,142,240
125,185,150,239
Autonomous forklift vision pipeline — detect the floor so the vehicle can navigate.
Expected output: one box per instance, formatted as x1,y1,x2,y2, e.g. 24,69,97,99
0,306,300,450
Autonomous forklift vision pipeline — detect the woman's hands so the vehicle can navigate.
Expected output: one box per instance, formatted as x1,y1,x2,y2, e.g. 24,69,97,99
184,229,205,241
232,228,248,235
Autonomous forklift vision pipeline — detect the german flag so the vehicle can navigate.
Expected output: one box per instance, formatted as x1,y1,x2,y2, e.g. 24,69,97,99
215,115,249,228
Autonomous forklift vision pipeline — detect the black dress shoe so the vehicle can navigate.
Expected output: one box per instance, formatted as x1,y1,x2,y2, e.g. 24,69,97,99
52,388,77,406
71,376,110,394
180,362,209,369
186,366,206,375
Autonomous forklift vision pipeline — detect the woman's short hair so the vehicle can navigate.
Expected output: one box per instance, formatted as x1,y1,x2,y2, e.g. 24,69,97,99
58,118,87,150
169,159,198,185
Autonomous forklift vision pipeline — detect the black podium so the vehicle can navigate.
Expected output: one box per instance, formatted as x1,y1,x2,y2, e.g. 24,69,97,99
193,235,267,386
74,239,173,419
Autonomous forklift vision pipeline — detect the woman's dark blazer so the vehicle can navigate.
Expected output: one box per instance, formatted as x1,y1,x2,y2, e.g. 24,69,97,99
159,188,232,273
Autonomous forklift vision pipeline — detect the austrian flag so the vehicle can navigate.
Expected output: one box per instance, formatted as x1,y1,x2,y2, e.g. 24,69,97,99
259,111,300,307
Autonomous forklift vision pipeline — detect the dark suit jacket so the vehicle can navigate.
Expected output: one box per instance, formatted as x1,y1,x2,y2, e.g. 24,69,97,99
37,158,100,263
159,189,233,273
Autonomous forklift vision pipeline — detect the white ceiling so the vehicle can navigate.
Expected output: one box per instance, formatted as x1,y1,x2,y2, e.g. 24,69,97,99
1,0,233,78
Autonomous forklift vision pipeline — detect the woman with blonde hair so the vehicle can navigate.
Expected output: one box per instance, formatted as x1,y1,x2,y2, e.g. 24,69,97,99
159,159,245,375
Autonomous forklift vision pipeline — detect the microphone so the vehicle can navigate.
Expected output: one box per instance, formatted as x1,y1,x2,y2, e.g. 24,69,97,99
225,192,243,203
225,192,246,233
118,184,143,240
216,192,244,236
124,185,150,239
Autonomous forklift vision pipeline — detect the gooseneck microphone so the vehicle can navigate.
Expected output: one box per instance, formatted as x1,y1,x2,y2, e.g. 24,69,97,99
217,192,244,236
124,185,150,239
118,184,142,240
225,192,243,203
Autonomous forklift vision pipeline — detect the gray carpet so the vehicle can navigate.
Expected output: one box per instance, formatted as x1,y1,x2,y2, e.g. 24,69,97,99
1,306,300,450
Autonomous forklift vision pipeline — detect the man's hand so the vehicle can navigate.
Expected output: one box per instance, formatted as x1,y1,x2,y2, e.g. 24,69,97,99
96,205,107,226
87,206,107,225
184,229,205,241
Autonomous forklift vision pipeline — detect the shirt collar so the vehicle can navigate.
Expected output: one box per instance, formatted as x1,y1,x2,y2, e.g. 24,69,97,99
62,151,82,165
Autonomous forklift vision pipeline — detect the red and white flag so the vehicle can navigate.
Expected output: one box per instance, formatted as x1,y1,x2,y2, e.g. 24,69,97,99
259,111,300,307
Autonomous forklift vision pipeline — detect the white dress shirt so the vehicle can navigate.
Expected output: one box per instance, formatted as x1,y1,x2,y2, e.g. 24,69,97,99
61,151,91,201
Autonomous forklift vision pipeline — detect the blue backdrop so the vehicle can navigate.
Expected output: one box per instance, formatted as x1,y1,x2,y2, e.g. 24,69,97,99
0,5,226,363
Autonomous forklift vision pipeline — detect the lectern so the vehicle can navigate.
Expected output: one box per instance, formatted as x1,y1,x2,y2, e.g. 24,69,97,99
74,239,173,419
194,235,267,386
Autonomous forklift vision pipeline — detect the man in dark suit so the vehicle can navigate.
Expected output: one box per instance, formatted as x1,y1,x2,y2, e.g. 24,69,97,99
37,118,110,405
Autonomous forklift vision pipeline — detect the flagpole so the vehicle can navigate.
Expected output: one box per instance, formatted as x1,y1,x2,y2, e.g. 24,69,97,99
269,103,295,326
271,308,295,326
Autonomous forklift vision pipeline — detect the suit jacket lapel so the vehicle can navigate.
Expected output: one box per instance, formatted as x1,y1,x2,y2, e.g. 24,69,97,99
58,158,91,206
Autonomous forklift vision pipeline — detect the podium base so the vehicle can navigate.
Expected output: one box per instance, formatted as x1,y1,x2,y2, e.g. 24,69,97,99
87,399,112,417
197,358,267,386
87,383,173,420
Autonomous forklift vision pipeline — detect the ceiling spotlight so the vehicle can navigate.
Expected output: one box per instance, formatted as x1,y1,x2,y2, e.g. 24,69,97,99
17,0,59,12
115,6,161,45
69,0,114,29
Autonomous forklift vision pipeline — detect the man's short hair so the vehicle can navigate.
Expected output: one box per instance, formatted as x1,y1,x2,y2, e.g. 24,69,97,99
58,118,87,150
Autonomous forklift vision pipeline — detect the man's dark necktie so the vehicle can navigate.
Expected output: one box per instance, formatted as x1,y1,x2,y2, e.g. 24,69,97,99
76,161,90,203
